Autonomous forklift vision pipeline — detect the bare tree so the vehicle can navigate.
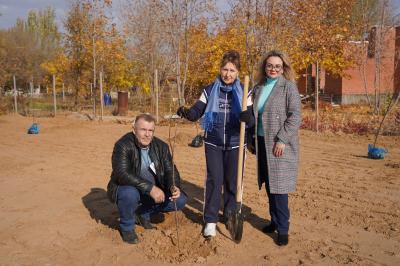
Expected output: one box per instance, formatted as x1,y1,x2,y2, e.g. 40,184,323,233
122,0,166,108
122,0,213,105
160,0,213,104
227,0,288,85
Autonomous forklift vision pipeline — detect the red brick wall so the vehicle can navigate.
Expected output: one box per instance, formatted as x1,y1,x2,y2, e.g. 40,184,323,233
324,73,342,95
297,69,307,95
342,27,395,95
296,66,313,95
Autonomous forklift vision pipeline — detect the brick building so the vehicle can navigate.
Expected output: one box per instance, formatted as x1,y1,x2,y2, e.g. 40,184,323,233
297,26,400,104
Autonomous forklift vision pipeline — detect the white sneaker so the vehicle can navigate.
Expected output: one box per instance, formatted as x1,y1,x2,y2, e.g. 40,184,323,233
203,223,217,237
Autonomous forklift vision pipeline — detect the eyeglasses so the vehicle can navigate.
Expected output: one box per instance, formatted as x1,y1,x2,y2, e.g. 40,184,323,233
266,64,283,71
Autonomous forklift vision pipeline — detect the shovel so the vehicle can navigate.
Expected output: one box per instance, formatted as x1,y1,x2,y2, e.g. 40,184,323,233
227,75,249,243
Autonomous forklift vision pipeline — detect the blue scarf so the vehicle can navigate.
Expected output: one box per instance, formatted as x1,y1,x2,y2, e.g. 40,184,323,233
201,77,243,132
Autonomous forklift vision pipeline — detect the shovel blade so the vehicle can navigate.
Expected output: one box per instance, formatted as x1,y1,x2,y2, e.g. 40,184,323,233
227,211,244,243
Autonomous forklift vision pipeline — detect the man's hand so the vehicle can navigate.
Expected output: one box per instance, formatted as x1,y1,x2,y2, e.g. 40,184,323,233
149,186,165,203
169,185,181,201
273,142,285,157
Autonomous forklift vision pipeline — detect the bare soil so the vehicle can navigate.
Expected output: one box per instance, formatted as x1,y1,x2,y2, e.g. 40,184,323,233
0,113,399,265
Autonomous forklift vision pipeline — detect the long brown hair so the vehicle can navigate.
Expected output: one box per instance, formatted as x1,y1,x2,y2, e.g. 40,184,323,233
256,50,296,85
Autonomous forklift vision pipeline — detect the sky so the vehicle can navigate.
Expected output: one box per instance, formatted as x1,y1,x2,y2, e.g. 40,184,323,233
0,0,68,29
0,0,125,30
0,0,399,30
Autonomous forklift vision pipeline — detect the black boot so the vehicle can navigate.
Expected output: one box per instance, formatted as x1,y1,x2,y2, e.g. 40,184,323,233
277,233,289,246
262,223,276,233
119,229,139,244
136,215,156,229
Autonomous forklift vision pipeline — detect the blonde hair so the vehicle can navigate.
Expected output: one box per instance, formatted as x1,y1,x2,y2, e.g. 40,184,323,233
256,50,296,85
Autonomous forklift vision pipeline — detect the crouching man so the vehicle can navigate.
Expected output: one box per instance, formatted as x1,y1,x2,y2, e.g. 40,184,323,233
107,113,187,244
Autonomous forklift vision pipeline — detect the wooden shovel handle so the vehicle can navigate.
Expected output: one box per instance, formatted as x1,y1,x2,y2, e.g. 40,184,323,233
236,76,249,202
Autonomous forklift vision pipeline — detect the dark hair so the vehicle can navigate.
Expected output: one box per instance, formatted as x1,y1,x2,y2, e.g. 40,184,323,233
134,113,156,125
256,50,296,84
220,50,241,71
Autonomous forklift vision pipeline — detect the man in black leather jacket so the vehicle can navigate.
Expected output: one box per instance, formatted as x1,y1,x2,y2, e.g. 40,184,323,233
107,113,187,244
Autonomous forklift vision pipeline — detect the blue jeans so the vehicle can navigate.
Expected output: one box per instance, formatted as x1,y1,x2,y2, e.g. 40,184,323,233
116,185,187,232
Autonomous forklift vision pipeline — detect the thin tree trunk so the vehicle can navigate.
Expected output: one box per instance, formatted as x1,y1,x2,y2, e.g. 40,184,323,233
315,62,319,133
99,71,104,121
359,0,373,109
359,59,372,107
155,69,159,123
373,92,400,146
62,83,65,102
13,75,18,114
176,41,183,105
52,74,57,116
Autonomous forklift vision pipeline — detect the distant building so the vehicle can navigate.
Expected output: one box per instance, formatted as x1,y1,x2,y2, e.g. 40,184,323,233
297,26,399,104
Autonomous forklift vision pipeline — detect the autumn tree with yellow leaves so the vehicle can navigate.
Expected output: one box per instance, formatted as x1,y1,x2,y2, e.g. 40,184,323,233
4,0,392,112
0,7,60,91
286,0,357,75
123,0,215,105
42,0,132,107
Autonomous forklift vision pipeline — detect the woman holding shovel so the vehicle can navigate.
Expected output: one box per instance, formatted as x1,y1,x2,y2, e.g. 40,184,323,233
177,50,252,237
241,50,301,246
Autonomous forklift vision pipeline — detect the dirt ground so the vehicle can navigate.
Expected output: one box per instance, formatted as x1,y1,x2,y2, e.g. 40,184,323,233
0,113,399,266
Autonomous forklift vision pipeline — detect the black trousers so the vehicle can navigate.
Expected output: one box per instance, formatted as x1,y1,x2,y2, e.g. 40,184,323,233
258,136,290,235
203,144,238,223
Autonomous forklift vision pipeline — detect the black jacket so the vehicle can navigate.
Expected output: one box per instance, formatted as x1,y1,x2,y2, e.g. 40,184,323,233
107,132,181,203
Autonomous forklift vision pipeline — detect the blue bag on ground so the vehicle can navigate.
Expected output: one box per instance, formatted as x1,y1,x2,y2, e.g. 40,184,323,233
368,144,387,159
27,123,39,134
103,93,112,106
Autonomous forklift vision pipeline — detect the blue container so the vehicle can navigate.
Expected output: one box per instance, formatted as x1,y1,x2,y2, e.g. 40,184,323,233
368,144,388,159
103,93,112,106
27,123,39,134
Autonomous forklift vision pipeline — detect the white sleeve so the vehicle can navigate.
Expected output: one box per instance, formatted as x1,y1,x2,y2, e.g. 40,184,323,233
247,90,253,106
199,90,207,104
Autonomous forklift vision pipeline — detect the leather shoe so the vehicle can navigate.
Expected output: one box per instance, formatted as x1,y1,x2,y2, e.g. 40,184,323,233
262,223,276,233
150,212,165,224
120,230,139,244
277,233,289,246
136,215,156,230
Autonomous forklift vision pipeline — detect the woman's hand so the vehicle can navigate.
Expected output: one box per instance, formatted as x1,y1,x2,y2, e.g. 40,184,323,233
273,142,285,157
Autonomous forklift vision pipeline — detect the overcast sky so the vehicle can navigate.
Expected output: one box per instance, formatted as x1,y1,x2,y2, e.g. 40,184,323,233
0,0,399,30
